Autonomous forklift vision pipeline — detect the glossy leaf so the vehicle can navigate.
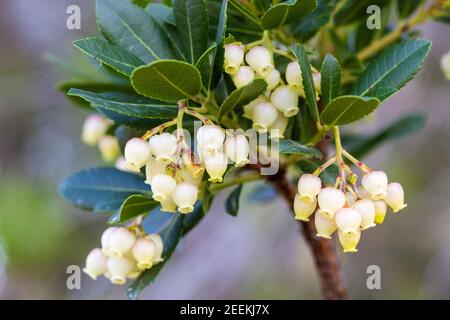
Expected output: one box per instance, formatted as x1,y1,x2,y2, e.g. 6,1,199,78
320,54,341,107
146,3,176,25
131,60,202,102
334,0,391,26
96,0,174,63
321,95,380,126
108,194,158,224
397,0,423,19
290,44,319,122
261,0,317,30
173,0,209,64
209,0,228,90
217,78,267,121
292,0,336,41
279,139,322,159
58,167,150,213
352,39,432,101
196,43,217,89
225,184,243,216
142,208,177,234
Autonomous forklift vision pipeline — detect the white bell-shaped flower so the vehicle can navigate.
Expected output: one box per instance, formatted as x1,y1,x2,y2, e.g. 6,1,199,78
338,229,361,253
317,187,346,218
159,197,178,213
151,174,177,202
224,43,244,75
81,114,109,146
98,136,120,162
145,234,164,263
225,134,249,167
362,171,388,200
373,200,387,224
101,227,118,257
83,248,108,280
264,68,281,90
177,167,203,187
297,174,322,203
171,182,198,214
132,238,156,270
440,51,450,80
251,101,278,133
115,156,139,172
385,182,407,213
233,66,255,88
204,151,228,183
315,210,337,239
285,61,304,95
107,257,135,285
145,157,168,185
270,85,299,117
124,137,151,169
148,133,178,163
106,227,136,259
196,125,225,154
243,96,267,119
294,194,317,221
268,112,289,139
245,46,273,76
353,199,376,230
357,186,370,199
182,152,205,178
335,208,362,235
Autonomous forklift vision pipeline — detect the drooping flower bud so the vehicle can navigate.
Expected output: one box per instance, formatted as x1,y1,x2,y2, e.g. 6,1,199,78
335,208,362,235
145,234,164,263
132,238,156,270
373,200,387,224
101,227,118,257
83,248,108,280
148,133,178,163
297,174,322,203
270,85,299,117
294,194,317,221
225,134,249,167
224,43,244,75
264,68,281,90
385,182,407,213
98,135,121,162
315,210,337,239
245,46,273,76
233,66,255,88
204,151,228,183
285,61,304,95
251,101,278,133
361,171,388,200
160,197,178,213
81,114,110,146
106,227,136,259
145,157,168,185
338,229,361,253
124,137,151,169
171,182,198,213
353,199,376,230
269,112,289,139
115,156,139,172
440,51,450,80
243,96,267,119
197,125,225,154
151,174,177,202
357,186,370,199
107,257,135,285
317,187,346,218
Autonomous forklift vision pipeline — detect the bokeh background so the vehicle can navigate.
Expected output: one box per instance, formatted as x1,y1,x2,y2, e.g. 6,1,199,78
0,0,449,299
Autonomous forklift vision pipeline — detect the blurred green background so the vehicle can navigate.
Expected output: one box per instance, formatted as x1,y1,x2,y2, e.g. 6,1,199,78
0,0,449,299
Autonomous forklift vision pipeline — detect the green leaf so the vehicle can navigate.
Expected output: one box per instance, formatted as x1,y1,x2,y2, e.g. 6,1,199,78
320,95,380,126
146,3,176,25
196,43,217,89
352,39,432,101
320,54,341,107
67,89,178,127
279,139,322,159
292,0,336,42
109,195,158,224
290,44,319,122
217,78,267,121
131,60,202,102
58,167,150,213
345,113,426,158
73,37,144,77
96,0,174,63
225,184,243,217
260,0,317,30
142,208,176,234
173,0,209,64
397,0,423,19
209,0,228,90
334,0,391,26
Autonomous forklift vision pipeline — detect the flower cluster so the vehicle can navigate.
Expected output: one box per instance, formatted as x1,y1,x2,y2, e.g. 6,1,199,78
224,43,320,138
83,227,163,285
294,170,407,253
81,114,121,162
